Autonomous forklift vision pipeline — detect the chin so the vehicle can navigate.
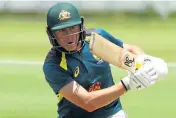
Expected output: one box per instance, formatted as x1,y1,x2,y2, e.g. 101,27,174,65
65,46,77,51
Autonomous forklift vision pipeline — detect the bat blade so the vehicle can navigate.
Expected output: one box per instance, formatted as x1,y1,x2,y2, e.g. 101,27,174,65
89,32,139,73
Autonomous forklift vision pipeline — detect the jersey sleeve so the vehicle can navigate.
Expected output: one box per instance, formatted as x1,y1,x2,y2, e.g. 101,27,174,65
43,63,73,94
96,28,124,48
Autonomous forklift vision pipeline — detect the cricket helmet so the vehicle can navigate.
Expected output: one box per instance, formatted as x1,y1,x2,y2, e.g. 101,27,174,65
46,2,86,54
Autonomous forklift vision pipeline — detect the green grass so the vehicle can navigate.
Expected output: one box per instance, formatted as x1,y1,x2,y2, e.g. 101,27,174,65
0,65,57,118
0,14,176,118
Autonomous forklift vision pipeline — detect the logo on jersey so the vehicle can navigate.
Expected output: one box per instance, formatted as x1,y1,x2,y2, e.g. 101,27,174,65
88,82,101,92
58,10,71,21
74,66,79,78
93,54,103,64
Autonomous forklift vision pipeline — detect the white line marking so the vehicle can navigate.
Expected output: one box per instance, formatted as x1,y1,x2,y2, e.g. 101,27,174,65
0,60,175,67
0,60,43,65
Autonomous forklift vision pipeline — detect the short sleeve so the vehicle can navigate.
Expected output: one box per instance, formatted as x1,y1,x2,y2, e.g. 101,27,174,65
96,28,123,48
43,63,73,94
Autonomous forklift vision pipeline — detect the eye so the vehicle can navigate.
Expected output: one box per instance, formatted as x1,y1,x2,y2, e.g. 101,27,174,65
59,29,63,32
70,26,75,29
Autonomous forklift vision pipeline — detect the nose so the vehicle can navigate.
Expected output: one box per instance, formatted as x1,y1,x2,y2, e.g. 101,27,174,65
64,30,74,41
65,28,72,34
65,35,73,42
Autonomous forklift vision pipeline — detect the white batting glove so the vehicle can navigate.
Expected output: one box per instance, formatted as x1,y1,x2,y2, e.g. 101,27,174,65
143,54,168,80
121,61,158,91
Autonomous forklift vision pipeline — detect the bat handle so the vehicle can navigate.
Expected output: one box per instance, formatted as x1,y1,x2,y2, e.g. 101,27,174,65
121,50,143,73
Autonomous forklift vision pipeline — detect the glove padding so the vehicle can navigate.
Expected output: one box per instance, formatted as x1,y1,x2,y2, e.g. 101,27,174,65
121,61,158,91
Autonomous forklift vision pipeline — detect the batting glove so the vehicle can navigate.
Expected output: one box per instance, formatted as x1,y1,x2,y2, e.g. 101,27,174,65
121,61,158,91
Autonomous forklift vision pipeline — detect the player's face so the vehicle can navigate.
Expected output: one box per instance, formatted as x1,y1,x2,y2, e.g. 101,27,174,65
55,25,81,51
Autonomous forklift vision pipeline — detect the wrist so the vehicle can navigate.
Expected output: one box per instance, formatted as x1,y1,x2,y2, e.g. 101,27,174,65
121,77,130,91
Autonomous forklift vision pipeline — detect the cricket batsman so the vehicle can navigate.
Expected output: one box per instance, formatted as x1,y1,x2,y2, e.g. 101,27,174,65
43,2,168,118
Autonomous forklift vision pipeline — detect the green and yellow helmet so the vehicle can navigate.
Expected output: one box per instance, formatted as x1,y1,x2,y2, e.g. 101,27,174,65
46,2,86,53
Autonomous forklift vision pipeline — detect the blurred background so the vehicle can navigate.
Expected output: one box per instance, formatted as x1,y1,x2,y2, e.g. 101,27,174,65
0,1,175,118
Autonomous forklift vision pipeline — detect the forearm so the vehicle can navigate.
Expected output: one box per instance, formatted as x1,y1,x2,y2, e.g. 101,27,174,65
123,43,144,55
87,82,126,111
59,80,127,112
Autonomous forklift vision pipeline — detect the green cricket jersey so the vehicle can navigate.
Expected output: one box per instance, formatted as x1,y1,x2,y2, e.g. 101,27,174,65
43,28,124,118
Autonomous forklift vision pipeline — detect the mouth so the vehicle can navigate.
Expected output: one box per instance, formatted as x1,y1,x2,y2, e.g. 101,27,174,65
67,42,75,45
68,42,74,44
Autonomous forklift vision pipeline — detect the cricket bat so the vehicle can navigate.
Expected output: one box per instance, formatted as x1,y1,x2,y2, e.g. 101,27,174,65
89,32,142,73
